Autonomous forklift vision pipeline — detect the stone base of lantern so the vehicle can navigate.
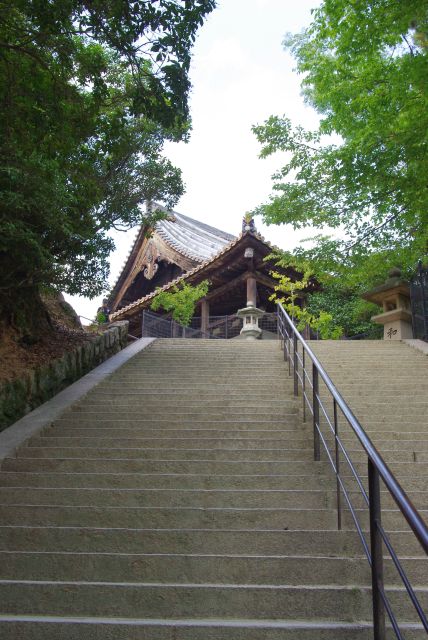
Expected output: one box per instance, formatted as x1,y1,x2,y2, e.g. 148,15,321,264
240,324,262,340
371,309,413,340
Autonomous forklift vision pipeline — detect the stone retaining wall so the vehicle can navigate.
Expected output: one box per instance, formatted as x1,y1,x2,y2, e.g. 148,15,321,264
0,321,129,431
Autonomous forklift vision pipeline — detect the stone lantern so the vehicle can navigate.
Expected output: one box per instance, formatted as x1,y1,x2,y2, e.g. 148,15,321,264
362,268,412,340
236,304,265,340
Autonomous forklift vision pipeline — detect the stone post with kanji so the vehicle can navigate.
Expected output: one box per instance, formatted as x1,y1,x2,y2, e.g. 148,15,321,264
362,268,412,340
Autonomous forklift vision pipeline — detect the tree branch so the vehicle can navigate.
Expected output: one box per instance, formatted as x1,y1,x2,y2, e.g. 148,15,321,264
344,213,398,252
0,42,49,68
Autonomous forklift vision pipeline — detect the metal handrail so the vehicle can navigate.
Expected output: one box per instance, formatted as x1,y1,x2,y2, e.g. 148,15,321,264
277,302,428,639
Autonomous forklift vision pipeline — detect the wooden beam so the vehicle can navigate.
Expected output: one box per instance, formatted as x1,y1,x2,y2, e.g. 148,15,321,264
246,276,257,306
200,298,210,334
204,272,249,302
253,270,278,289
203,269,278,304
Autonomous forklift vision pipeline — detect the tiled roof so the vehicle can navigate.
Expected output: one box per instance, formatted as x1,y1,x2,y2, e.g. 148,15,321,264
155,210,235,261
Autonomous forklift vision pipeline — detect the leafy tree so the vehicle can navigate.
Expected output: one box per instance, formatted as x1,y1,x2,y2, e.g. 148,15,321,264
268,256,343,339
0,0,215,332
151,280,209,326
305,285,382,339
252,0,428,281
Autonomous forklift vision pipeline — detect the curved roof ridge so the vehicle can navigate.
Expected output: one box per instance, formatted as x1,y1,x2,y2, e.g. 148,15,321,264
172,211,235,242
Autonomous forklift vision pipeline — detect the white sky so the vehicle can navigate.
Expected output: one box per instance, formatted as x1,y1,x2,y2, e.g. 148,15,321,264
66,0,321,323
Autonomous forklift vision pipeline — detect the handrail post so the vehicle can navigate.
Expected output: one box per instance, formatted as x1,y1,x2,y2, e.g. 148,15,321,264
283,324,287,360
333,400,342,530
312,364,320,461
302,348,306,423
293,333,298,396
368,459,386,640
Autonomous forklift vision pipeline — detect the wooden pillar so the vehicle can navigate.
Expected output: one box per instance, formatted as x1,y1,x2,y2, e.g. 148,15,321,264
247,276,257,306
201,298,210,334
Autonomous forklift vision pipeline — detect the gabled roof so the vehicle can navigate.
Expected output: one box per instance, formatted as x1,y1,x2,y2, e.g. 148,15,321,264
108,207,235,306
156,210,235,262
110,230,275,321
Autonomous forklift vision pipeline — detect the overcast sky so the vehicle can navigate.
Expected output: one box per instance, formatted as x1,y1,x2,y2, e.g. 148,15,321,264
66,0,321,322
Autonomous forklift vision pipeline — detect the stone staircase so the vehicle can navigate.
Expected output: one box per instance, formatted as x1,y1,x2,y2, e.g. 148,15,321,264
310,341,428,499
0,338,426,638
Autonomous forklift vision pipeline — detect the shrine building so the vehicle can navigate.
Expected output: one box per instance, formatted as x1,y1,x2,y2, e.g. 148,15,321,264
109,207,310,337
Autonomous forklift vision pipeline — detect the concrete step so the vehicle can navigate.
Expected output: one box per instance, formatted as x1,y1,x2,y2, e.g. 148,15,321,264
14,447,316,461
25,435,428,462
16,443,428,474
0,526,422,556
0,504,334,529
1,479,428,510
0,503,422,531
1,457,332,475
105,379,293,388
0,580,424,622
65,408,300,418
325,420,428,432
87,392,295,401
341,436,428,452
1,616,425,640
0,550,425,586
313,368,427,378
73,388,291,399
76,398,298,408
5,456,426,481
110,368,290,375
0,471,342,491
2,470,428,493
0,551,374,585
314,415,428,430
42,427,309,439
41,425,426,449
1,486,427,512
48,418,302,429
320,446,425,463
0,487,338,510
316,403,428,417
27,436,311,450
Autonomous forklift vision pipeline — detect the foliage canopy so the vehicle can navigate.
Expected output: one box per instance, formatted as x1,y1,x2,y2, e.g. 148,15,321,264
252,0,428,285
151,280,209,326
268,255,343,339
0,0,215,327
